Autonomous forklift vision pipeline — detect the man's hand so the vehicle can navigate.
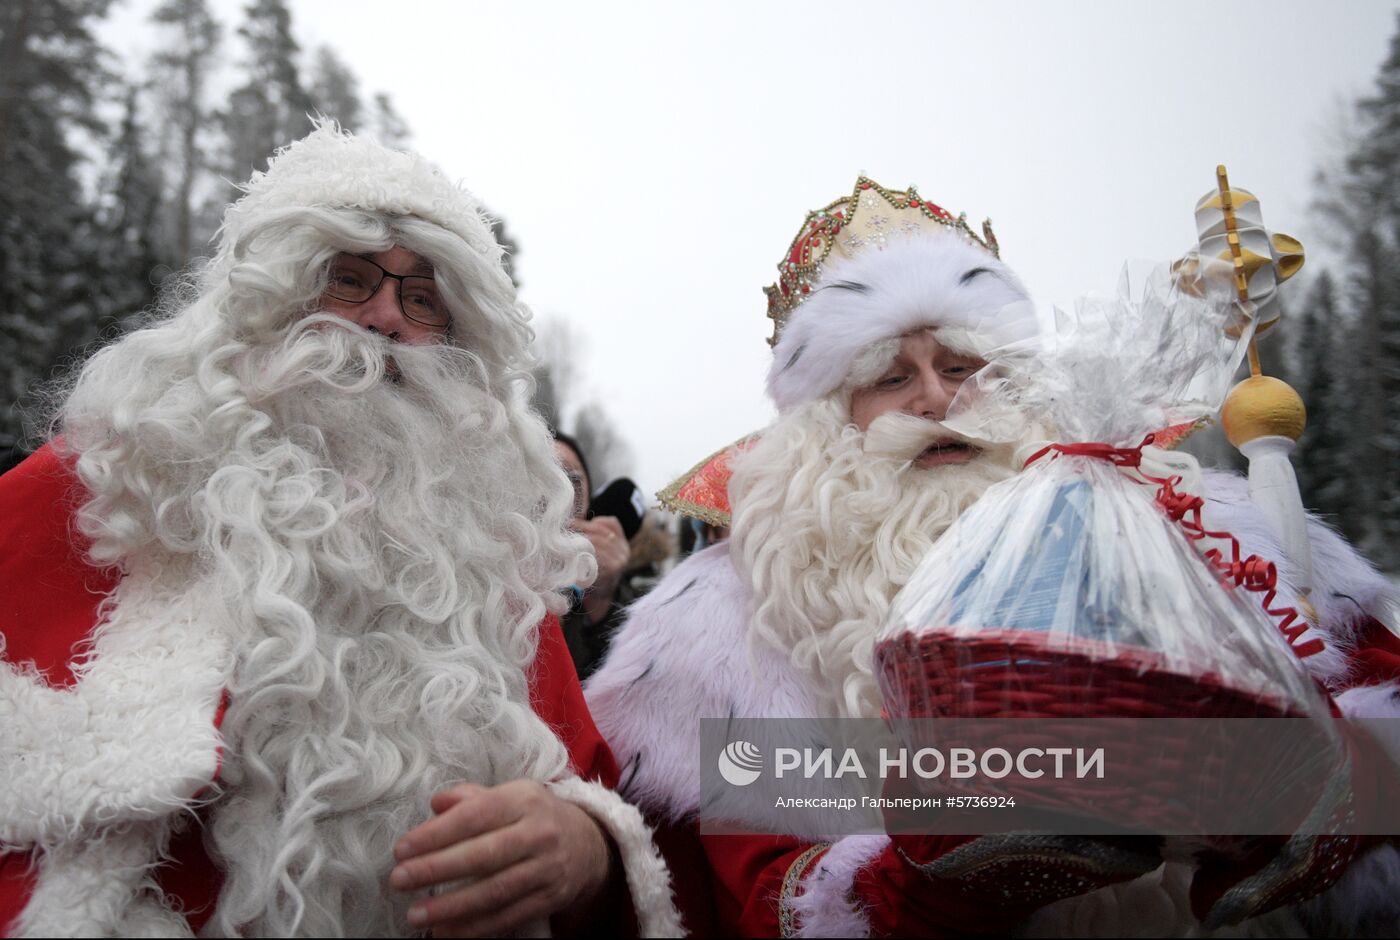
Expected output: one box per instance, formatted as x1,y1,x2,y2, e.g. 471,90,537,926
573,516,630,624
390,779,613,937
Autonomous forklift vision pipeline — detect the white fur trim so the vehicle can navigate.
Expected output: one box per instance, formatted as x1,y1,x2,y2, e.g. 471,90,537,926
767,234,1035,413
220,122,500,263
12,825,191,938
1334,681,1400,772
1301,843,1400,937
1335,681,1400,719
585,543,746,821
586,543,815,830
548,776,684,938
2,570,230,937
1199,470,1399,688
785,834,887,938
0,573,231,848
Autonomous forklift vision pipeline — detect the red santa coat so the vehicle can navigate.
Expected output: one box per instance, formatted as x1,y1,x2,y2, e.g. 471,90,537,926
587,470,1400,937
0,445,680,937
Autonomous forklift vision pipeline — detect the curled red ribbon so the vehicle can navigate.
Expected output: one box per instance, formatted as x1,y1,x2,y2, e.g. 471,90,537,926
1025,436,1324,660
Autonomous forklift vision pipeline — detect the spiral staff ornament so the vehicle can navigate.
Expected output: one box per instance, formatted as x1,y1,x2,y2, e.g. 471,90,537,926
1192,165,1317,621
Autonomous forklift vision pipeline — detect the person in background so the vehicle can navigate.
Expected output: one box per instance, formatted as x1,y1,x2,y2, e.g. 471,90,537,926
679,516,730,557
553,430,633,679
615,512,676,606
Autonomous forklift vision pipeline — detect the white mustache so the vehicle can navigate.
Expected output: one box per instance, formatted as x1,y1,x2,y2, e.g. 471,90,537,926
861,412,979,461
249,315,479,395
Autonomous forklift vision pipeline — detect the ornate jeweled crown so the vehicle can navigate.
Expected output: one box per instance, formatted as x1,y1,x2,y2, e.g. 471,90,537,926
763,176,1000,345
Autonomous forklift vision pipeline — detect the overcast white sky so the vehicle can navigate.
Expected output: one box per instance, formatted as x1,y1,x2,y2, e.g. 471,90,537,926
103,0,1399,495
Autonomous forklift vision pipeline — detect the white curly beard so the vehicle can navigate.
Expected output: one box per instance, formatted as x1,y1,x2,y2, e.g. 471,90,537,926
67,319,591,937
728,399,1024,721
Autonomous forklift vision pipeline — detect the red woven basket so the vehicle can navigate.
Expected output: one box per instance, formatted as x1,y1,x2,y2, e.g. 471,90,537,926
874,628,1332,832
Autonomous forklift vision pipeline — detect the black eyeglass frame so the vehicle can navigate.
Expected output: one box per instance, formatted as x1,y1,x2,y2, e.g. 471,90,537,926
322,253,451,329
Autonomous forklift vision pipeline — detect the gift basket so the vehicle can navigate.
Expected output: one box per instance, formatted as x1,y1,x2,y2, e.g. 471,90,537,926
873,257,1344,835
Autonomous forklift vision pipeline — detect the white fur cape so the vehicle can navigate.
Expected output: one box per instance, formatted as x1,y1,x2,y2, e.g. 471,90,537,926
585,470,1400,937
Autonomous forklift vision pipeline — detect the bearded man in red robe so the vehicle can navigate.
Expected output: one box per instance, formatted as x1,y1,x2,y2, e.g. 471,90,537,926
586,178,1400,937
0,126,679,938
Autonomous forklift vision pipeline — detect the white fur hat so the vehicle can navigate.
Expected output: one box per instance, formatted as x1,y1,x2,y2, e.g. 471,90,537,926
218,122,503,264
766,231,1036,413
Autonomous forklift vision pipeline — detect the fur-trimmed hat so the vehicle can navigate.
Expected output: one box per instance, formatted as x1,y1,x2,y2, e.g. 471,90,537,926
218,121,504,265
762,177,1037,414
767,233,1035,412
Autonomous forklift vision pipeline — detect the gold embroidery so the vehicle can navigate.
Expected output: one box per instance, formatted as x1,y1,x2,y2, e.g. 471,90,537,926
655,435,758,527
764,177,1000,346
778,843,831,938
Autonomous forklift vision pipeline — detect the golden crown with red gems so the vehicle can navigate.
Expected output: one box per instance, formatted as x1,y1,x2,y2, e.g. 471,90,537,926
763,176,1000,346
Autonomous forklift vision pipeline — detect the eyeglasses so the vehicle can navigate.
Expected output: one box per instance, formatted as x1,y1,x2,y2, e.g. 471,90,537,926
323,253,451,328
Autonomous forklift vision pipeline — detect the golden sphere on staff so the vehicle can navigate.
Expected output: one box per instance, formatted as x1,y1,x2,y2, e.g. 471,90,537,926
1220,375,1307,446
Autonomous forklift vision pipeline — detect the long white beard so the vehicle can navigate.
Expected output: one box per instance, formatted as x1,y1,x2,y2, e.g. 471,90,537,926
67,319,590,937
729,399,1022,720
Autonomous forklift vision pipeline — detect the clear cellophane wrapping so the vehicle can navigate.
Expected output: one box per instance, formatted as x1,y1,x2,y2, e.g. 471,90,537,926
873,264,1341,829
